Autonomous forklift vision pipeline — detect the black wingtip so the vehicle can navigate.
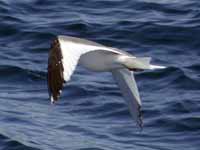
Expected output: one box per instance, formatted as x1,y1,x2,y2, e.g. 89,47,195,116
47,37,65,102
137,105,143,131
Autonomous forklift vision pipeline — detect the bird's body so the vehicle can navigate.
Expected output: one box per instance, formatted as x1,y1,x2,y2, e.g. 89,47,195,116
80,50,119,71
48,35,165,128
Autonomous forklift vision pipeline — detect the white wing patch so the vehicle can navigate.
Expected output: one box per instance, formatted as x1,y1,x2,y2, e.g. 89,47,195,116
58,36,123,82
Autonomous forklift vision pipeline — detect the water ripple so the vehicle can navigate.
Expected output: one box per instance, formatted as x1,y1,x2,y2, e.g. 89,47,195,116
0,0,200,149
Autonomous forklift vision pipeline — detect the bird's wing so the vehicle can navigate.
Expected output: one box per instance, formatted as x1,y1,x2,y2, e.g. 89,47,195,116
58,36,125,81
111,68,143,128
48,35,125,102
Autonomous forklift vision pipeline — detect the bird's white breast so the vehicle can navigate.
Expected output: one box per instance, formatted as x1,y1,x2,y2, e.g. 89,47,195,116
79,50,123,72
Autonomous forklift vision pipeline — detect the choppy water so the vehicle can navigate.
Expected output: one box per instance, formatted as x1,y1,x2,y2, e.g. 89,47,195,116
0,0,200,150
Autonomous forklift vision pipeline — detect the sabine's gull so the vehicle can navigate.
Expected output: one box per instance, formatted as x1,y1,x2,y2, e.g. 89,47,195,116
47,35,165,128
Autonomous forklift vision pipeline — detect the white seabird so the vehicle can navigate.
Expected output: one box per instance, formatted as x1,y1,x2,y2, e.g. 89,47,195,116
47,35,165,128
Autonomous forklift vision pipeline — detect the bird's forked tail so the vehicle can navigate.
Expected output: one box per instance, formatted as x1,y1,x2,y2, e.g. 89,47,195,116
120,56,166,70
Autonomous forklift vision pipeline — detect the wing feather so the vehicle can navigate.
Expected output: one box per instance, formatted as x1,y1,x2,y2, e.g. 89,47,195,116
48,39,64,102
48,35,126,102
112,68,143,128
58,35,125,81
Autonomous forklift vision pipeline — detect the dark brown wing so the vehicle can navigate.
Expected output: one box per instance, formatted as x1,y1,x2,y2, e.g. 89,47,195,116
47,38,65,102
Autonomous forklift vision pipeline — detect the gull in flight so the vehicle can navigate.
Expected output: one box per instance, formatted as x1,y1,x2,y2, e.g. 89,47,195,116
47,35,165,128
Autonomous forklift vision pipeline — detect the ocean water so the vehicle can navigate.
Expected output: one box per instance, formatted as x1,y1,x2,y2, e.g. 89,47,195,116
0,0,200,149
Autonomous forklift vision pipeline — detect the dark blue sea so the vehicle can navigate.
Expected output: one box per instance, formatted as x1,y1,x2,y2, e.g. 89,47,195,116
0,0,200,150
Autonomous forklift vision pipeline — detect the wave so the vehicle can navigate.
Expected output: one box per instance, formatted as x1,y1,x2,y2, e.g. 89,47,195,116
0,134,40,150
1,0,200,149
139,66,200,90
0,65,46,82
146,113,200,133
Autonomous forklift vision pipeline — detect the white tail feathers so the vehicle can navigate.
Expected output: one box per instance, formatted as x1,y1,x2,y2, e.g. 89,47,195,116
136,57,151,65
120,56,166,70
150,65,166,70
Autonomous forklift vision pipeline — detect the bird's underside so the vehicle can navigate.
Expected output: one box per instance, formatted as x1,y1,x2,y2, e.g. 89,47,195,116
47,35,166,128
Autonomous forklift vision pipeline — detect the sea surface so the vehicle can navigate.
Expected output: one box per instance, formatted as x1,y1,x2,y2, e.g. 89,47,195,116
0,0,200,150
